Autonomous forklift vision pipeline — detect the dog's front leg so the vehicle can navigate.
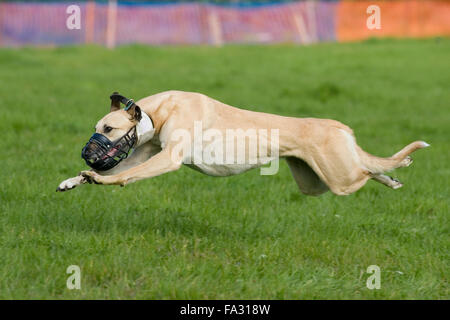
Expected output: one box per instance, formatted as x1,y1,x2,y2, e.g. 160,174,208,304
57,174,89,192
80,147,182,186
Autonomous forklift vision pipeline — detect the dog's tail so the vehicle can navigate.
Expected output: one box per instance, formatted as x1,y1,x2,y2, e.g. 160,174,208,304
358,141,430,174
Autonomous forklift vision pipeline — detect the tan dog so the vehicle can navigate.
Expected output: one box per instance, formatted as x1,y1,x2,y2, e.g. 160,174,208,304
57,90,429,196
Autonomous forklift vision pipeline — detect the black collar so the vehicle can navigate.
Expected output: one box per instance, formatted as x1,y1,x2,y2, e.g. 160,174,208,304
110,92,154,128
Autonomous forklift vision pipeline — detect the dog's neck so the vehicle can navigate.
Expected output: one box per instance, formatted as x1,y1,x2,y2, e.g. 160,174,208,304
135,111,155,147
139,95,177,136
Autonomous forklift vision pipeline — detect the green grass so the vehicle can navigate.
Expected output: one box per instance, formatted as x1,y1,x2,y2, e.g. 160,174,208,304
0,39,448,299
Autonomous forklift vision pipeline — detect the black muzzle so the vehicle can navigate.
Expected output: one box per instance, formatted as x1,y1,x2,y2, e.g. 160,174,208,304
81,127,136,171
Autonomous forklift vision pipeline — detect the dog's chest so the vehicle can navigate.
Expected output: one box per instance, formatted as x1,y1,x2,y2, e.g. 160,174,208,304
184,162,260,177
180,135,276,176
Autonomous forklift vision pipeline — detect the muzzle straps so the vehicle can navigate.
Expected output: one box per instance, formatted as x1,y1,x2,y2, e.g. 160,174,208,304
110,92,138,111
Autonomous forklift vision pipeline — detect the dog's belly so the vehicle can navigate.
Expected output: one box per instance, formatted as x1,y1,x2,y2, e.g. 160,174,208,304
184,162,262,177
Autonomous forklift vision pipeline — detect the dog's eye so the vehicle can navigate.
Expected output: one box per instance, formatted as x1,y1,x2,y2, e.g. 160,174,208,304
104,126,113,133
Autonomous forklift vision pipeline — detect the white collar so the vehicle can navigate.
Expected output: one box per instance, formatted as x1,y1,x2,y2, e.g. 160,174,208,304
135,111,155,147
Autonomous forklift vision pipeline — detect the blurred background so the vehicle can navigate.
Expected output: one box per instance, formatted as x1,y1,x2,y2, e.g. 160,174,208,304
0,0,449,47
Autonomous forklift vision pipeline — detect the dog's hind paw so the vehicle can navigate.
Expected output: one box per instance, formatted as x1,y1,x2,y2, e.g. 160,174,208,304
401,156,413,167
389,176,403,189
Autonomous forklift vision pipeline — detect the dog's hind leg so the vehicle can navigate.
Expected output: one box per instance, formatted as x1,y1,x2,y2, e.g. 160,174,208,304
370,173,403,189
286,157,329,196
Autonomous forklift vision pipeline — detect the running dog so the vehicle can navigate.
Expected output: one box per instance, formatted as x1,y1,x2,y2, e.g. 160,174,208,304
57,91,429,196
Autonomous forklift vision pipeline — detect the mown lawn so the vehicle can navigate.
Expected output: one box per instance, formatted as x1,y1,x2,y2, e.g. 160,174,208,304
0,38,448,299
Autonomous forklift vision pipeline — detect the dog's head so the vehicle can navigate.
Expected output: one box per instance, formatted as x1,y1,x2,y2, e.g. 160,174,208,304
81,93,153,171
93,100,141,142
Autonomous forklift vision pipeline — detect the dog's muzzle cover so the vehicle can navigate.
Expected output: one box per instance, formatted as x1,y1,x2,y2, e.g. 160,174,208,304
81,127,137,171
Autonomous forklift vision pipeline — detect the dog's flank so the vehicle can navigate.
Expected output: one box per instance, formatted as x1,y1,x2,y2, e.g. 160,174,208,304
57,90,429,196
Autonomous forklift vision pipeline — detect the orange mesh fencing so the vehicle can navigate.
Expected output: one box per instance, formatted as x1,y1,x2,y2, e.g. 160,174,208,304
337,0,450,42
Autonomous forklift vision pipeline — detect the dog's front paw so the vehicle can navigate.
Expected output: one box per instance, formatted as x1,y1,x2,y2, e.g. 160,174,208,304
56,176,85,192
80,171,103,185
79,171,121,185
79,170,128,186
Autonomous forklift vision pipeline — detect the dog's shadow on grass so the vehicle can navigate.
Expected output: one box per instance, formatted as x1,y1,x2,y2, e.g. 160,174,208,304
56,205,261,242
134,208,236,239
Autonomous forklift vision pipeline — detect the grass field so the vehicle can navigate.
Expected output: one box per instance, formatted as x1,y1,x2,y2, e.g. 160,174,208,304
0,38,448,299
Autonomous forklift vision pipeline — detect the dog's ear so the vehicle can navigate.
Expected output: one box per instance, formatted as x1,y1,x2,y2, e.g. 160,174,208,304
126,104,142,122
110,92,121,112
